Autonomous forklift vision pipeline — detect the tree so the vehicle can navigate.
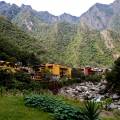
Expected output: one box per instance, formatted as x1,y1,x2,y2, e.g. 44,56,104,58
15,71,31,83
0,68,14,89
0,52,9,60
85,74,102,82
106,57,120,93
7,57,17,63
14,71,31,90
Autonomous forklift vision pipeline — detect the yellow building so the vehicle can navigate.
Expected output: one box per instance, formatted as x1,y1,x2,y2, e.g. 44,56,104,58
45,64,71,79
31,63,72,81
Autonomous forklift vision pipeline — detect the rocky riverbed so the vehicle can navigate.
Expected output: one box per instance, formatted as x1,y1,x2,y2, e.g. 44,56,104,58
59,81,120,109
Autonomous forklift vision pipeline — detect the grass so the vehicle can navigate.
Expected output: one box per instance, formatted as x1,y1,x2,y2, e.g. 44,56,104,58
102,118,120,120
0,95,53,120
0,93,119,120
100,110,120,120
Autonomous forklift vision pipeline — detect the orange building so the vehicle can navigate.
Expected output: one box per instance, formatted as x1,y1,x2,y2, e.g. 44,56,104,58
45,64,71,79
32,64,72,80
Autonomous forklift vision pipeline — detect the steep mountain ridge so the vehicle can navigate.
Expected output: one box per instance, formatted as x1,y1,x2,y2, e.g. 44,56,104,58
80,0,120,31
1,0,120,31
80,3,113,30
0,1,20,20
0,1,79,24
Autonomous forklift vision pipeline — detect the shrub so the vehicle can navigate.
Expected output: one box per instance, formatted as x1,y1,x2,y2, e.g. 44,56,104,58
14,71,31,83
14,71,33,90
106,57,120,93
54,104,83,120
82,101,101,120
24,95,101,120
103,98,113,111
0,68,14,89
24,95,84,120
85,74,102,82
0,68,33,90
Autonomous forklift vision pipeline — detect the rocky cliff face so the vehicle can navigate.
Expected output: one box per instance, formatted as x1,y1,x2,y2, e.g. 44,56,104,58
0,1,20,20
80,0,120,31
80,3,113,30
0,1,79,24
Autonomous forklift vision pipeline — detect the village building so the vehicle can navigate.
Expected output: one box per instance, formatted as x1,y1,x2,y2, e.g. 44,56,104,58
32,64,72,80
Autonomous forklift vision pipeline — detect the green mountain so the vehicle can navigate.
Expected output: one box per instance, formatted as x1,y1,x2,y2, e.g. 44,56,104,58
0,16,40,65
0,0,120,67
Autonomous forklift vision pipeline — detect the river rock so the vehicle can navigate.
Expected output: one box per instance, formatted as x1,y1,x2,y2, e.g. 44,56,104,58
59,81,120,109
112,94,120,100
109,103,119,109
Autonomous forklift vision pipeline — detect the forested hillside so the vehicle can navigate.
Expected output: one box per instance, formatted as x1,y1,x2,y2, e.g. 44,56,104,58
0,16,40,65
1,0,120,67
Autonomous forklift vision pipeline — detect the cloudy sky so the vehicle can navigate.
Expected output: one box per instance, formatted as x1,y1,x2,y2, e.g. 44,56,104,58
2,0,114,16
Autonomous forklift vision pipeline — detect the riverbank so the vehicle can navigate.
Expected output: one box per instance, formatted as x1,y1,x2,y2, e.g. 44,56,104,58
59,81,120,109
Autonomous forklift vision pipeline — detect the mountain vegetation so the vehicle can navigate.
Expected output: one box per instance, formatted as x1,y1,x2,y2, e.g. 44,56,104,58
0,0,120,67
0,16,40,66
106,57,120,94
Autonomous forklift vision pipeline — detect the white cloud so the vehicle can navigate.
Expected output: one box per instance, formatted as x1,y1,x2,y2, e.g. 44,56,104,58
3,0,114,16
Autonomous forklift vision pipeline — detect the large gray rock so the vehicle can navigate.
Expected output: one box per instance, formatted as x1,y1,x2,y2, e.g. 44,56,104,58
112,94,120,100
109,103,119,109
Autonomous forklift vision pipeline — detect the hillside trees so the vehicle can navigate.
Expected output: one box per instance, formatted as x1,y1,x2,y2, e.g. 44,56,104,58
0,17,40,66
0,68,14,89
0,67,33,90
106,57,120,93
0,35,40,66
